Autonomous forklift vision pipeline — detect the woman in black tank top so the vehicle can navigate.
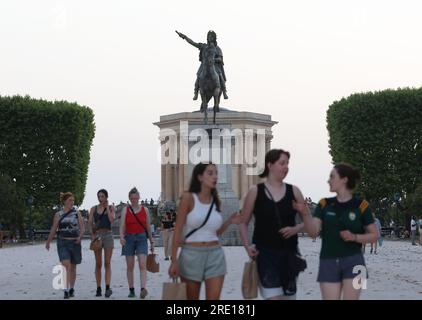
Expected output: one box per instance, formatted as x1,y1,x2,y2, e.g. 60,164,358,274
88,189,115,298
239,149,314,300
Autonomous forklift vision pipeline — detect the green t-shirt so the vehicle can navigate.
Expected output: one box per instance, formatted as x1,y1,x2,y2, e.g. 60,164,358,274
313,197,374,259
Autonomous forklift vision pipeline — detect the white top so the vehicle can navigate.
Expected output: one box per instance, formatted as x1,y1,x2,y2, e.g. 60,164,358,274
411,219,417,231
183,193,223,243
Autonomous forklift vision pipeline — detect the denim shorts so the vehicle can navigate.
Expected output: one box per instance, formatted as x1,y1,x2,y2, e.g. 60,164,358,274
178,245,227,282
317,253,368,283
256,245,298,298
57,238,82,265
121,233,148,256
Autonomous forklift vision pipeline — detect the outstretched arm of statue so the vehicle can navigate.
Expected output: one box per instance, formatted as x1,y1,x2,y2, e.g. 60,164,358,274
175,30,200,49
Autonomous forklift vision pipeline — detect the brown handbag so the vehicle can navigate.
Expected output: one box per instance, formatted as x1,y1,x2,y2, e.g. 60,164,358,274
242,259,258,299
146,253,160,273
162,278,187,300
90,236,103,251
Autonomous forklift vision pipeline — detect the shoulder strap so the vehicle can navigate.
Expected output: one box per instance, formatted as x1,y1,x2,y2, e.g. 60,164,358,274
184,197,215,240
129,206,149,238
263,184,283,229
286,184,294,200
58,208,75,224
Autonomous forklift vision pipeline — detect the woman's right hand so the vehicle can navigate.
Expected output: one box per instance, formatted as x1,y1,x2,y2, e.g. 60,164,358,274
120,237,126,246
246,245,259,259
168,260,179,278
45,241,50,251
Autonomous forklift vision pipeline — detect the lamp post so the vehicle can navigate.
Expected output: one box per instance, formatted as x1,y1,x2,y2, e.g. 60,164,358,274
27,195,34,243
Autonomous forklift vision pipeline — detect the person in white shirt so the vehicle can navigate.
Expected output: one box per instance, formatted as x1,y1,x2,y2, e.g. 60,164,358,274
370,216,382,254
410,216,417,245
168,162,241,300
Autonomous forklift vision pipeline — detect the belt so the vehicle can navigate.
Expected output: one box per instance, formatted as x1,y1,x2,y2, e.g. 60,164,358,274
96,229,112,233
184,241,220,247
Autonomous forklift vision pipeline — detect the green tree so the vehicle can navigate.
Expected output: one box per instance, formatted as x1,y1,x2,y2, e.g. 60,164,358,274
0,174,25,237
0,95,95,231
327,87,422,215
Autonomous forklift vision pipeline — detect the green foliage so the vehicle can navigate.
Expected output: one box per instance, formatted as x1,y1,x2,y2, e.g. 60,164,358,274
403,185,422,218
327,87,422,207
0,174,25,234
0,95,95,215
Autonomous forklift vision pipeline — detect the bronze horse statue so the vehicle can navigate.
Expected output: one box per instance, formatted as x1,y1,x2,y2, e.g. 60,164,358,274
198,44,222,124
176,30,228,124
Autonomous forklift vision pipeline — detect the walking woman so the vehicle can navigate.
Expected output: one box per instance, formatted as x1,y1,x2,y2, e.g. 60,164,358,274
120,187,154,299
161,211,175,260
168,162,241,300
238,149,313,300
303,163,378,300
45,192,84,299
88,189,115,298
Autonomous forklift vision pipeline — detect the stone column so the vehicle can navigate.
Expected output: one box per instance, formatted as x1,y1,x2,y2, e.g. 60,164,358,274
160,164,166,201
165,164,172,201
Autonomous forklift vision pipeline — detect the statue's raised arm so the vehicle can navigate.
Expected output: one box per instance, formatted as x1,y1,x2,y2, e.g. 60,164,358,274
175,30,201,49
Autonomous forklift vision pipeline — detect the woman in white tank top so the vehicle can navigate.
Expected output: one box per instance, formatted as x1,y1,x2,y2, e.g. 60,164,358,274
168,162,241,300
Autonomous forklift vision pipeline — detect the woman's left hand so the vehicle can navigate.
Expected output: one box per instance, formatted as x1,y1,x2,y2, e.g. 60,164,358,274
340,230,356,242
279,226,298,239
75,238,82,245
229,212,242,225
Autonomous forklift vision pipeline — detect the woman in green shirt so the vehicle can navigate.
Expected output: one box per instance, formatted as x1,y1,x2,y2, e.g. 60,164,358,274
304,163,377,300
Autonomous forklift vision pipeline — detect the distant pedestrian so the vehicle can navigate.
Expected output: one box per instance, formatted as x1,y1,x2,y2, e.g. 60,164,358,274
370,215,382,254
410,216,417,245
419,216,422,245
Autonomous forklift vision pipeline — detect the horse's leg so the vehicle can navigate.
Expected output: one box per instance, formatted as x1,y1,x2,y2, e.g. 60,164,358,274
213,90,222,124
200,90,207,113
213,87,221,112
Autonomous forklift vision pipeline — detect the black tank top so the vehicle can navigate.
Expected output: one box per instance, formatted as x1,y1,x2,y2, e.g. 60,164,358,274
94,206,112,230
252,183,298,250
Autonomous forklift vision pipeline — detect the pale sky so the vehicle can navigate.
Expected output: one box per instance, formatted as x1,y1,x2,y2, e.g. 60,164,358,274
1,0,421,209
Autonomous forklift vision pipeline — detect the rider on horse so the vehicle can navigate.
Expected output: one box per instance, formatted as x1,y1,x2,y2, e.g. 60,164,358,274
176,30,228,101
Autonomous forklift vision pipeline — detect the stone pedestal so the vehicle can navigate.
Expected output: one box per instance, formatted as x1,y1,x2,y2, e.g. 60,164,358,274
153,108,277,245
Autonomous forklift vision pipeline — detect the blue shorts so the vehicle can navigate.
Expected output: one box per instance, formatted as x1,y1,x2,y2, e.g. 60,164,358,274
121,233,148,256
57,238,82,265
317,253,368,282
256,245,298,298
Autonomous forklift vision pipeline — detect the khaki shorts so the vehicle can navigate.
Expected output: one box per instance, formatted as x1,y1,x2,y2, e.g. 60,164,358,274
96,230,114,249
178,244,227,282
